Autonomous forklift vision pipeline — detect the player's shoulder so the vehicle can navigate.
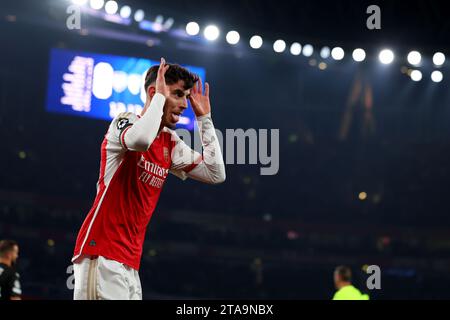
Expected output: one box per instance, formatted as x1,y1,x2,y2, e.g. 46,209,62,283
111,112,139,130
332,287,346,300
0,263,11,271
0,263,14,278
114,112,139,122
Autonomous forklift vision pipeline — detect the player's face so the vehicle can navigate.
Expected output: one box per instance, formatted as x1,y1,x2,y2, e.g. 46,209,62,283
11,245,19,265
333,271,340,288
161,80,191,130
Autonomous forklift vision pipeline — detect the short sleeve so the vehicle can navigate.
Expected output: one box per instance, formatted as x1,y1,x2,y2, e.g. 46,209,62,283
10,272,21,297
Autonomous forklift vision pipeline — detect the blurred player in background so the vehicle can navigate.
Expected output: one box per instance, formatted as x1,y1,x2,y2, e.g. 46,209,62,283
0,240,22,300
332,265,369,300
72,58,226,300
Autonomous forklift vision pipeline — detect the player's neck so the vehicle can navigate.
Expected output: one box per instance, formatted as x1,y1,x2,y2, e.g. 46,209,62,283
141,104,149,117
337,282,351,290
0,257,11,267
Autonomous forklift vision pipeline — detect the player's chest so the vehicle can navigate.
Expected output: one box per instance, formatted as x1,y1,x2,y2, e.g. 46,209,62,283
145,132,174,165
132,135,174,189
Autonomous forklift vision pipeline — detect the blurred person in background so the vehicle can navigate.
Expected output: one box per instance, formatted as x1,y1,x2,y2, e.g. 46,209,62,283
332,265,369,300
0,240,22,300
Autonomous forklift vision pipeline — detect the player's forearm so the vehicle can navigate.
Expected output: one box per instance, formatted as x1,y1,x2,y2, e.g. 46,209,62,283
187,113,226,184
123,93,165,151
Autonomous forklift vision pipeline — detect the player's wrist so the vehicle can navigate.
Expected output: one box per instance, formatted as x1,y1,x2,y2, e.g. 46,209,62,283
195,112,211,120
155,90,169,98
153,92,167,103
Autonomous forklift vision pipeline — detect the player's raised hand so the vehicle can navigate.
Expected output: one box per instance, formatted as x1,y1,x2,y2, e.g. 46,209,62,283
189,76,211,117
155,57,170,98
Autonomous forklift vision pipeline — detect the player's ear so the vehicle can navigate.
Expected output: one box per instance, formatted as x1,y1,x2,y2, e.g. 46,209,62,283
148,85,156,98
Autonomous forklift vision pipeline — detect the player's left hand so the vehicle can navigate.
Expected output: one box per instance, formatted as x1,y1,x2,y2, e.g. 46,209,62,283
189,77,211,117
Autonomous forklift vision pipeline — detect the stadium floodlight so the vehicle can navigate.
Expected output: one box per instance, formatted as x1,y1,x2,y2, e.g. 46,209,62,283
104,1,118,14
352,48,366,62
90,0,104,10
320,46,330,59
273,40,286,53
250,35,263,49
433,52,445,66
410,70,422,82
119,6,131,19
226,31,240,45
163,18,174,30
431,70,443,83
134,9,145,22
379,49,394,64
302,44,313,57
290,42,302,55
186,22,200,36
331,47,345,60
407,51,421,66
204,25,220,41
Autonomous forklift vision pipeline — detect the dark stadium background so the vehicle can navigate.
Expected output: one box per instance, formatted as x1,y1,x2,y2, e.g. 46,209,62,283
1,0,450,299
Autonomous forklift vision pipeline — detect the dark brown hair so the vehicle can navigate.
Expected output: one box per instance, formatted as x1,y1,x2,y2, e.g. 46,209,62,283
144,63,199,93
335,265,352,282
0,239,18,257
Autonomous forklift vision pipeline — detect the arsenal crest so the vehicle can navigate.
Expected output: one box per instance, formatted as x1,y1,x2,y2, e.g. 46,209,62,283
163,147,169,163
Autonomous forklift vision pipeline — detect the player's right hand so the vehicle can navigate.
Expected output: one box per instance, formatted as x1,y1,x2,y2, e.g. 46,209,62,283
156,57,170,98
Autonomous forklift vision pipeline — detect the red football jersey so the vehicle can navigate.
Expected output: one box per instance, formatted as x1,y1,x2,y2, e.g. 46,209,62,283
72,112,200,270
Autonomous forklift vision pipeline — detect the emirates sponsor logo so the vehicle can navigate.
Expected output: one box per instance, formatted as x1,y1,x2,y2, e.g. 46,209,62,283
137,155,169,188
137,155,169,178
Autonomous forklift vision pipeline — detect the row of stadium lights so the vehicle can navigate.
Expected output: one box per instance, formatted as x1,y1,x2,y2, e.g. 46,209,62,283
71,0,445,83
71,0,145,21
187,21,445,83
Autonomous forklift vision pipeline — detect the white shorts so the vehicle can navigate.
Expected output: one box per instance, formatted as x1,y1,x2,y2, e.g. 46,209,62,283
73,255,142,300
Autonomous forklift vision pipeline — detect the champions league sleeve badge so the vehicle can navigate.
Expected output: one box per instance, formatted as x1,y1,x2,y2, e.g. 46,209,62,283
117,118,130,131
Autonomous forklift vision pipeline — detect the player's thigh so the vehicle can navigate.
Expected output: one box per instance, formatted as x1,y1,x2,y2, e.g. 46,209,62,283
96,256,129,300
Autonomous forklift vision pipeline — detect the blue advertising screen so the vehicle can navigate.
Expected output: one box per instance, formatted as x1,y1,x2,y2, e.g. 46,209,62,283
46,48,206,130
